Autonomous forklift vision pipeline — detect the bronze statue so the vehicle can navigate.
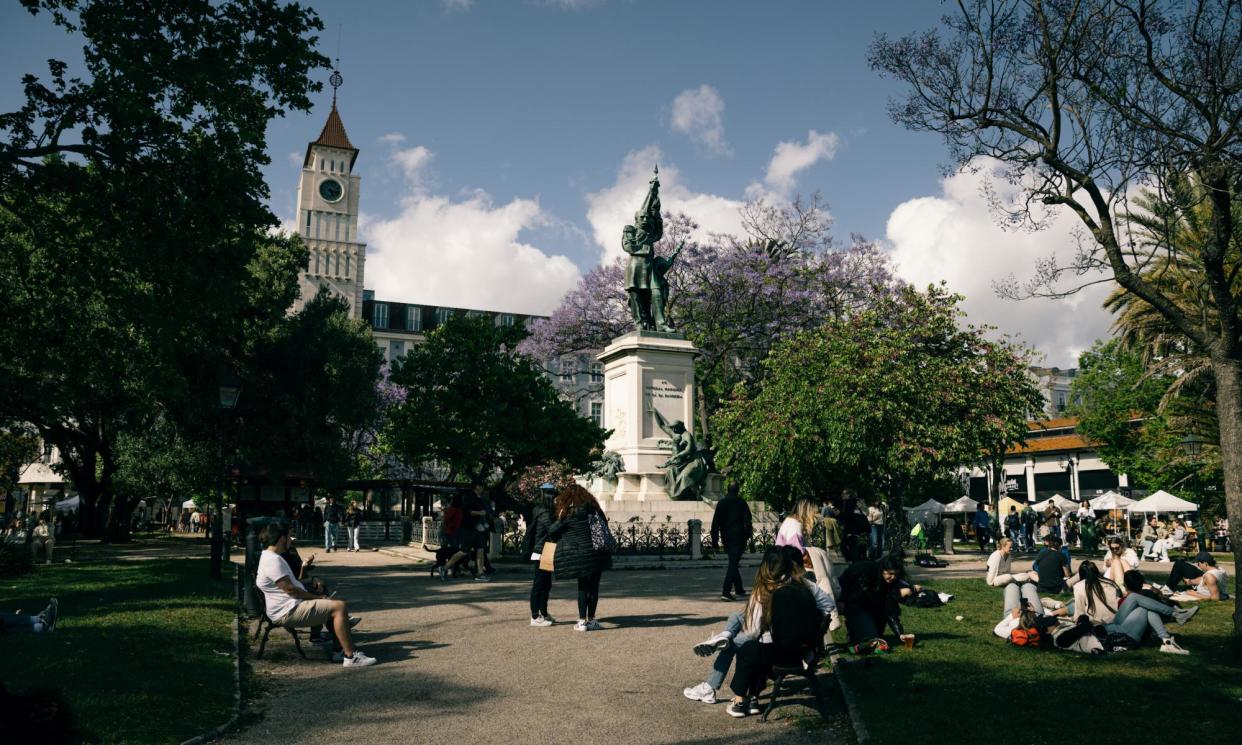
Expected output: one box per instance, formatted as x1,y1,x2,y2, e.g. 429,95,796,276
623,167,668,331
653,409,707,500
650,240,682,332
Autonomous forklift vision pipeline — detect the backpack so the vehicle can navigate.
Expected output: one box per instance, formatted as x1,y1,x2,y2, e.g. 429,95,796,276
911,588,943,608
914,554,947,568
1009,626,1042,647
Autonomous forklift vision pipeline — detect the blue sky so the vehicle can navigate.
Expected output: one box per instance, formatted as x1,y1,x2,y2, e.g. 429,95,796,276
0,1,1112,365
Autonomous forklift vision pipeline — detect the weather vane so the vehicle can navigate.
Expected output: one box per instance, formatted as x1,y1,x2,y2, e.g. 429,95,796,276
329,24,343,106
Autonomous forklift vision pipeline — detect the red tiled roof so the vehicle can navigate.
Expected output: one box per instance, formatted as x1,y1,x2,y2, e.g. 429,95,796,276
1009,433,1091,455
304,103,359,168
1029,416,1079,431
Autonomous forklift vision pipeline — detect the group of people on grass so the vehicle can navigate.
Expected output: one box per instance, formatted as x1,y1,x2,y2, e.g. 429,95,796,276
986,534,1228,655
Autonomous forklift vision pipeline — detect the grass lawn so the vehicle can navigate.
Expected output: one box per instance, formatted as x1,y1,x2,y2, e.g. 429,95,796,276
1,556,236,744
840,577,1242,744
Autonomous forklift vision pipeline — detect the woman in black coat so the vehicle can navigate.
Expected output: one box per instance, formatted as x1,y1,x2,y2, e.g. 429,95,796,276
548,484,613,631
524,484,557,626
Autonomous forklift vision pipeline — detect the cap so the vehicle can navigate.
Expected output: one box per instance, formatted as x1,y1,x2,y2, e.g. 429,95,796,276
1194,550,1214,565
539,483,557,492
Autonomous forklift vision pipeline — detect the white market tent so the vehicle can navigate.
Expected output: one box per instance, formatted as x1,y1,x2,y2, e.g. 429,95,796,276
1127,490,1198,513
1031,494,1079,512
1089,491,1135,511
181,498,197,509
943,496,979,513
53,495,80,513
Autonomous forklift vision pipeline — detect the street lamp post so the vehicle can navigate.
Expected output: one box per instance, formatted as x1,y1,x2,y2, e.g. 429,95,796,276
1179,433,1205,459
210,378,242,579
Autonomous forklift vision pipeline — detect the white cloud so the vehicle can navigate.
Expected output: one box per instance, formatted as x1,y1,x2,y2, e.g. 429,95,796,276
669,85,731,157
287,150,302,168
748,129,840,200
442,0,473,12
886,160,1115,367
585,146,747,263
377,132,407,145
392,145,433,185
362,146,580,316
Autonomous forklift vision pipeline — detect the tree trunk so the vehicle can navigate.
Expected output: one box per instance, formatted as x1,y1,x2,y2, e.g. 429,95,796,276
1212,356,1242,655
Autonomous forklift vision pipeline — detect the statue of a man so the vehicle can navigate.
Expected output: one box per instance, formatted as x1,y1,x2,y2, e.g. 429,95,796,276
622,224,653,330
622,167,664,331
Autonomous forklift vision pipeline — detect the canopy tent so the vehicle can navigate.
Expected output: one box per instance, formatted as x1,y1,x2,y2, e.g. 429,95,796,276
1088,491,1135,511
181,498,197,509
943,496,979,513
1031,494,1079,512
905,499,945,524
997,496,1029,516
1127,490,1198,513
53,495,80,513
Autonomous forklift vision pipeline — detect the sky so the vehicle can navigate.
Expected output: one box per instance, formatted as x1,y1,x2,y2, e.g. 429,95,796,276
0,0,1115,366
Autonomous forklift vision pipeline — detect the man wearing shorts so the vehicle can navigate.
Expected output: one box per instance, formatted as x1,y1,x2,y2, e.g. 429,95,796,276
256,521,376,668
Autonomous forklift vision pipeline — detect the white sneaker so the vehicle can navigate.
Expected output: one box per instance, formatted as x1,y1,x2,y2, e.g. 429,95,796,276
585,619,602,631
1159,637,1189,655
343,650,377,667
530,616,553,627
542,615,557,624
829,611,843,632
683,682,717,703
1172,606,1200,626
694,631,732,657
574,620,588,632
1158,557,1171,563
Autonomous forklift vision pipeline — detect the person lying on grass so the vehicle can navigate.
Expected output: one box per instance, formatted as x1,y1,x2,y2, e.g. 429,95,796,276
684,547,834,706
1166,552,1230,602
1108,570,1196,655
0,598,57,634
839,554,913,654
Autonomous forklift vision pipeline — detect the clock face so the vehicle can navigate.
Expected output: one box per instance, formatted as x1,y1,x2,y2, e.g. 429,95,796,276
319,178,344,203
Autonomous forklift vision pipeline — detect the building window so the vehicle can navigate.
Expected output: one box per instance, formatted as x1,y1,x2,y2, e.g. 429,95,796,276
466,310,486,319
42,442,53,464
304,210,311,234
407,306,422,331
319,158,324,170
388,340,405,361
314,211,321,238
499,314,515,327
590,401,602,427
373,302,389,329
559,359,575,382
590,363,603,382
344,254,350,278
435,308,453,327
313,251,319,274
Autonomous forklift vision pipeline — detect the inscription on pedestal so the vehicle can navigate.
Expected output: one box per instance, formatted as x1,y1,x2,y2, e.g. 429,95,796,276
643,375,685,439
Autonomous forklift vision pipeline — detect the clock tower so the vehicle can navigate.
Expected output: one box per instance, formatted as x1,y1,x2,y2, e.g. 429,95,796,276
293,69,366,319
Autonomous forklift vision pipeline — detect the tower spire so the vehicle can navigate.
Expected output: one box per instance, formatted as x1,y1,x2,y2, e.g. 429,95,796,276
329,66,343,109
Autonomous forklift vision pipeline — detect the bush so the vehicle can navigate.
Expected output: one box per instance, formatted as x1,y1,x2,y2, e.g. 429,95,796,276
0,542,34,577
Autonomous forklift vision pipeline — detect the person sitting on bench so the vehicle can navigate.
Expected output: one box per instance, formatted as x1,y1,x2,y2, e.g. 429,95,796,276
256,522,376,668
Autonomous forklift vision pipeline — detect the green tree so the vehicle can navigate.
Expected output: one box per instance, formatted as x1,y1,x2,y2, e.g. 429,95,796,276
0,0,328,538
0,421,39,516
232,290,383,494
387,316,606,502
1070,338,1224,515
713,285,1043,528
869,0,1242,645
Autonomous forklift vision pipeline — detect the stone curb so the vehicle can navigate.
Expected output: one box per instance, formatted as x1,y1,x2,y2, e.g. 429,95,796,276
179,582,244,745
828,650,869,745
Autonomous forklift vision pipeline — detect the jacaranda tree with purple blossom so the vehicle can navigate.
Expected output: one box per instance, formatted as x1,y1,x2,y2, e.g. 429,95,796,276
522,196,898,435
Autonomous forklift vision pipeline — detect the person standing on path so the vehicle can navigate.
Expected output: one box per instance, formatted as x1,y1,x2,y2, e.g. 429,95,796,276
711,482,752,601
548,484,613,631
346,503,363,552
867,501,885,559
446,484,493,581
524,483,557,626
323,497,342,553
974,502,991,553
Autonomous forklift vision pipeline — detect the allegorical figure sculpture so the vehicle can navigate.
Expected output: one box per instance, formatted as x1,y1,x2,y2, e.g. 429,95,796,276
653,409,708,500
623,166,679,332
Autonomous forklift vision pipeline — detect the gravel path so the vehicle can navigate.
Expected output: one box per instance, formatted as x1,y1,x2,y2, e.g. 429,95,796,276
225,550,845,745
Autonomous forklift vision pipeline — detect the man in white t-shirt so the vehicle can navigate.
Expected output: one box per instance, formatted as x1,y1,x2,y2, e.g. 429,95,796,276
257,521,376,668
